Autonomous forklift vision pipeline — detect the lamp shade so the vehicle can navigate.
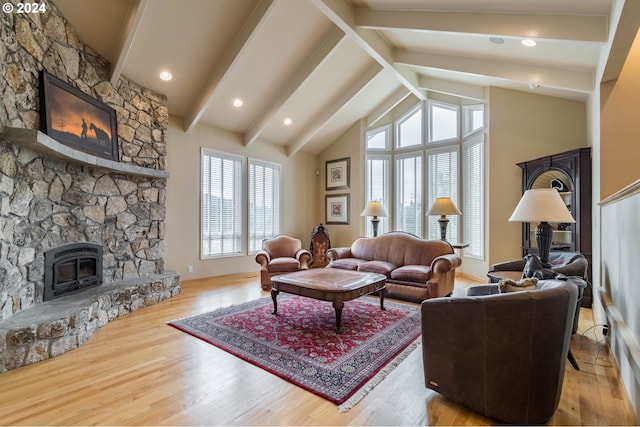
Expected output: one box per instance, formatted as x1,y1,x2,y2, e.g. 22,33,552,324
509,189,575,223
426,197,461,216
360,201,388,217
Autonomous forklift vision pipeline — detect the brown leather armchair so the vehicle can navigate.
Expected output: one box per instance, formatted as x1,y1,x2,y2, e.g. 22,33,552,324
255,235,311,290
421,279,579,424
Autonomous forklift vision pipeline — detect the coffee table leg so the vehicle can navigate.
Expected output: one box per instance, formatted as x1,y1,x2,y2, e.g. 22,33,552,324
271,288,279,315
332,301,344,333
380,287,386,310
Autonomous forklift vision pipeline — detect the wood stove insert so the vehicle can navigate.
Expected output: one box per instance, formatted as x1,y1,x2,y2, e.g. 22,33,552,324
44,242,104,301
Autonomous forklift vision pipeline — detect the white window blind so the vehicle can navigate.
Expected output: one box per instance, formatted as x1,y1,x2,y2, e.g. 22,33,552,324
395,152,423,237
463,135,485,258
249,159,280,253
427,147,459,242
365,154,391,236
201,149,243,258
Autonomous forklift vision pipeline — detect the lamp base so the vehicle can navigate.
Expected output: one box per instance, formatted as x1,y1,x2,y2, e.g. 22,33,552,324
438,216,449,241
535,221,553,267
371,217,380,237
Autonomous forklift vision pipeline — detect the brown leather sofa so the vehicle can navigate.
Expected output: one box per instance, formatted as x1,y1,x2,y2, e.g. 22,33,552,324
255,235,311,290
326,232,462,302
421,279,579,424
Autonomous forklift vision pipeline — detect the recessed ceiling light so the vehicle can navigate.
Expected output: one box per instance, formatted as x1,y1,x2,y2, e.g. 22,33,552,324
522,39,537,47
159,70,172,81
233,98,243,107
283,118,292,126
489,37,504,45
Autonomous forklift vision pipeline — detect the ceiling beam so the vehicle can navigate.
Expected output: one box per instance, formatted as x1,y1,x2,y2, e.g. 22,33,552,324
287,63,383,157
419,76,484,101
355,9,607,43
309,0,425,101
183,0,277,133
367,87,410,127
109,0,149,85
244,27,346,146
395,49,594,93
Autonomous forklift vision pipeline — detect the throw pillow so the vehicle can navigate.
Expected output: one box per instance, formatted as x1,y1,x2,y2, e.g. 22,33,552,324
498,277,538,293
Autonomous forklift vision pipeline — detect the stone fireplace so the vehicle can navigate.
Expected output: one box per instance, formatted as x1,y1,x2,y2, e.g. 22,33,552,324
0,2,180,372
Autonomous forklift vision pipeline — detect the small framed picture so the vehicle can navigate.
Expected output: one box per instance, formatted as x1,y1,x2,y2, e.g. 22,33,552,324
325,157,350,190
326,194,350,224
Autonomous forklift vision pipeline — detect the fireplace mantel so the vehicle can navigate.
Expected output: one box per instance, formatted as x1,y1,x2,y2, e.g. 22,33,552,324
1,126,169,179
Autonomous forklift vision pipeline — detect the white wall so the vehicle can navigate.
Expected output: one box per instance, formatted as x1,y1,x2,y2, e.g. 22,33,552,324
599,23,640,419
165,117,319,279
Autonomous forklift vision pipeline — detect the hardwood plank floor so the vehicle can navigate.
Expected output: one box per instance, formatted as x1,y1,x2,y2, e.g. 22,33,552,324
0,273,636,425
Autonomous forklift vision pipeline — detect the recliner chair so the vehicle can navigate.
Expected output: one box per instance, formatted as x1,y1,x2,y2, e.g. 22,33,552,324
421,279,578,424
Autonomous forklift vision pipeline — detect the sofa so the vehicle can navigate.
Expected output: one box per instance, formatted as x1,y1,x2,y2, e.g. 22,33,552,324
421,279,579,424
326,232,462,302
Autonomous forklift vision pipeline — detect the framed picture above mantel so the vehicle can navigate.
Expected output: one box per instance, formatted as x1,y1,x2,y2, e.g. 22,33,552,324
39,70,119,161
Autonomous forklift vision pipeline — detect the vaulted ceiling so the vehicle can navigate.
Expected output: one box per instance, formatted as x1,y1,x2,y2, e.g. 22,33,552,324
52,0,614,156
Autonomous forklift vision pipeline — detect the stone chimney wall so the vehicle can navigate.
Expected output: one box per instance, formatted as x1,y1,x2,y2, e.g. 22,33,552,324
0,3,171,321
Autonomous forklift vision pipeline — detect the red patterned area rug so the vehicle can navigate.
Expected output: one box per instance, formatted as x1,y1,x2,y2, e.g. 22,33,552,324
168,295,421,411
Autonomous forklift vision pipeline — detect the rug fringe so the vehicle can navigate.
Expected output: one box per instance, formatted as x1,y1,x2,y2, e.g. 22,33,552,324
337,338,422,413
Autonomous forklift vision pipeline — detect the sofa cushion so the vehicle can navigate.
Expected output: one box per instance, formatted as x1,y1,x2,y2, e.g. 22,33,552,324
391,265,431,283
268,257,300,273
358,260,396,277
328,258,367,271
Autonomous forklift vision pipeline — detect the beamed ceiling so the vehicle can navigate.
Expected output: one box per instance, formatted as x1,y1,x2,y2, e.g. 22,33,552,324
52,0,617,156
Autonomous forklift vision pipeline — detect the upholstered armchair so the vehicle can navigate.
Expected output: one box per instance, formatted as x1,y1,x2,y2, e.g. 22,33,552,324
421,279,579,424
255,235,311,290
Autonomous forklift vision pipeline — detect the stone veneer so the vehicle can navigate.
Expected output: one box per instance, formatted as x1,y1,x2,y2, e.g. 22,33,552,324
0,2,180,371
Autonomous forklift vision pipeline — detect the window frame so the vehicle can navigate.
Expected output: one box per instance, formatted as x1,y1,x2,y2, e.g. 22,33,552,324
427,99,460,145
200,148,245,260
248,158,281,254
394,103,424,150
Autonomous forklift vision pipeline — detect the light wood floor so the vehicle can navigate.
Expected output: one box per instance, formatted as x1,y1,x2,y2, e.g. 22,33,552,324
0,273,636,426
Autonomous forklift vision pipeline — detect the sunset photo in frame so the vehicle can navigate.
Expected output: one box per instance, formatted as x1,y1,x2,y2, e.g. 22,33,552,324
325,193,350,224
325,157,350,190
40,70,119,161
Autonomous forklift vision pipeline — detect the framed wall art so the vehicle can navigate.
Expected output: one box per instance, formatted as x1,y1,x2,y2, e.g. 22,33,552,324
325,193,350,225
40,70,119,161
325,157,350,190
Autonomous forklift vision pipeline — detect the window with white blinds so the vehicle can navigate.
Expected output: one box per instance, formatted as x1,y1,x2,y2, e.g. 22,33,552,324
249,159,280,253
201,149,244,258
427,147,459,242
463,135,485,258
395,152,423,237
364,154,391,236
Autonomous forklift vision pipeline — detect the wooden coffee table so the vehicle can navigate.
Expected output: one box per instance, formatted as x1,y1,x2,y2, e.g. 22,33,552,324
270,269,387,333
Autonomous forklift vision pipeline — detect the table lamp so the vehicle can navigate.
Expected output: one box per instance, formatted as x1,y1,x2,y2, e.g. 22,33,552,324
426,197,461,241
509,188,575,267
360,201,388,237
